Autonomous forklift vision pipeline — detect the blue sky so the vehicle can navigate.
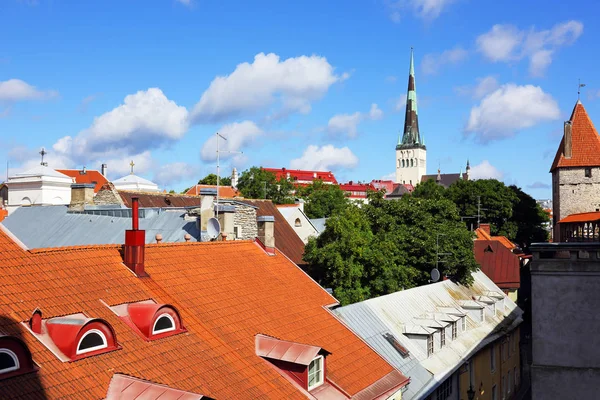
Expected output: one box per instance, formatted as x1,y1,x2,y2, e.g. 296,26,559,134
1,0,599,198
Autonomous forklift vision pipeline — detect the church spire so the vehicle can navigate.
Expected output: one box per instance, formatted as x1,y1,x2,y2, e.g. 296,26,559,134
397,48,424,150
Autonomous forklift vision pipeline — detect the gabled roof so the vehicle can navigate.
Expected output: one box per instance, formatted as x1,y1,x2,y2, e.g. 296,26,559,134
185,184,240,198
474,227,520,290
106,374,211,400
551,101,600,171
420,173,461,188
9,165,72,181
255,334,329,365
475,228,516,250
0,229,406,398
56,169,108,193
242,199,307,266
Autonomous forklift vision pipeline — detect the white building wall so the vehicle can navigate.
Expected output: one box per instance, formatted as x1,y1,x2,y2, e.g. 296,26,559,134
6,177,72,213
277,206,319,244
396,147,427,185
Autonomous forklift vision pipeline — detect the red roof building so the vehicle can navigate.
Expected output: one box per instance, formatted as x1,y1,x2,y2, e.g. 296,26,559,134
56,169,109,193
474,224,522,300
339,182,376,200
184,184,240,198
263,168,338,185
0,209,408,398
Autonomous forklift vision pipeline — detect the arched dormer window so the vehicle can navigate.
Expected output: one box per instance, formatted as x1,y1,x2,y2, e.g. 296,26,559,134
152,314,176,335
295,218,302,227
76,329,108,355
0,349,19,374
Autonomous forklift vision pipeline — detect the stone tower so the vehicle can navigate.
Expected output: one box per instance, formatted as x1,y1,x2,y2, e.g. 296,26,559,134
396,48,427,185
551,100,600,240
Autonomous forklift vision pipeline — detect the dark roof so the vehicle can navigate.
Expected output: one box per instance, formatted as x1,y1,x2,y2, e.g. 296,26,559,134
386,184,411,198
242,199,306,266
119,191,201,208
420,173,461,188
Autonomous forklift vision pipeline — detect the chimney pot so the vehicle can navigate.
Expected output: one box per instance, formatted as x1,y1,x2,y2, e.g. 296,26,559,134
479,223,491,235
155,233,163,243
29,309,42,334
184,233,191,242
564,121,573,159
257,215,275,253
101,163,107,177
221,233,228,241
124,197,147,276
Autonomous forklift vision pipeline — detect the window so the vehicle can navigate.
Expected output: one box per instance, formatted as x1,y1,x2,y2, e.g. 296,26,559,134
452,322,457,340
490,343,496,372
294,218,302,227
427,335,434,357
153,314,176,334
233,226,240,239
508,370,512,394
480,308,485,322
308,356,324,390
76,329,108,355
0,349,19,374
462,317,467,332
440,329,445,348
585,168,592,178
492,385,497,400
436,378,452,399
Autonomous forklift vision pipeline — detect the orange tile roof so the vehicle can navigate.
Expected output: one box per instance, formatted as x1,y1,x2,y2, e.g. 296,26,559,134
474,228,516,250
0,226,404,398
558,211,600,224
551,101,600,171
56,169,109,193
185,185,240,198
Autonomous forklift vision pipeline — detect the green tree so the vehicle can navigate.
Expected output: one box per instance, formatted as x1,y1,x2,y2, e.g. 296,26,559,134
197,173,231,186
508,185,550,248
296,180,350,218
304,190,478,305
237,167,294,204
412,178,447,200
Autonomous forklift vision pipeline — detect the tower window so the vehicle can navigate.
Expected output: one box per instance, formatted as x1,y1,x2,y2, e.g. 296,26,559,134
585,168,592,178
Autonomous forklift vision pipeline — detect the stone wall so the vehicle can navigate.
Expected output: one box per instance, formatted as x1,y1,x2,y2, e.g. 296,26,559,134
233,203,257,240
94,182,125,206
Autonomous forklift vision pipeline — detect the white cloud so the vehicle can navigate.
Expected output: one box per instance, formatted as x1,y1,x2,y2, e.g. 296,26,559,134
200,120,263,162
476,20,583,76
190,52,345,123
0,79,58,102
54,88,188,161
455,76,499,99
175,0,193,5
386,75,398,83
154,162,199,187
386,0,455,22
290,145,358,171
421,47,468,75
469,160,503,180
465,83,560,142
394,94,407,111
327,103,384,138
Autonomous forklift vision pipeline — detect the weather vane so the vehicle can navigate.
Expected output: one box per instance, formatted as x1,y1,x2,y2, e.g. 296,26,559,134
578,79,586,101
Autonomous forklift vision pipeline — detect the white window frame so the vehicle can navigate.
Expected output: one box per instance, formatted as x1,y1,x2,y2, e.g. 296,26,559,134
440,328,446,348
452,322,457,340
152,313,176,335
76,329,108,355
462,316,467,332
427,335,434,357
0,349,19,373
307,355,324,390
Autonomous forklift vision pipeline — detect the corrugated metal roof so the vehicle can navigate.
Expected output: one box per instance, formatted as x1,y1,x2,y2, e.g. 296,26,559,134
2,205,200,248
334,271,523,400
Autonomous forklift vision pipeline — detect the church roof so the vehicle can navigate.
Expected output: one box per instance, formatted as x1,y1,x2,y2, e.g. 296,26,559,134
10,165,72,180
551,101,600,172
421,173,461,188
397,48,425,151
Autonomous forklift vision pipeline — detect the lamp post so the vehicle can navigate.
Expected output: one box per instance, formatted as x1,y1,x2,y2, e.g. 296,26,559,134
467,385,475,400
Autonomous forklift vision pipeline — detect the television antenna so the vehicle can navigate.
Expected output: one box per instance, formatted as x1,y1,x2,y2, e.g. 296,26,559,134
215,132,243,207
432,233,451,283
460,195,488,230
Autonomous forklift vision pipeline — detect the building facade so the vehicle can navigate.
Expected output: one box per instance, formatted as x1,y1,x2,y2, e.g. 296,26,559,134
4,165,73,212
551,101,600,241
396,49,427,186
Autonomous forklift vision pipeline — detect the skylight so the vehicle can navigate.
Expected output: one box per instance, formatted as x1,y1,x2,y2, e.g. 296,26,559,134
383,333,410,358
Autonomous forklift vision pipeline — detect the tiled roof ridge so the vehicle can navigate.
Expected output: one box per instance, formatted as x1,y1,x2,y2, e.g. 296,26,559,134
29,243,122,253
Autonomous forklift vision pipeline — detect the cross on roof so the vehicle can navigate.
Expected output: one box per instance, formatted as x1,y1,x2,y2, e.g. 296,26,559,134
39,147,48,166
129,160,135,175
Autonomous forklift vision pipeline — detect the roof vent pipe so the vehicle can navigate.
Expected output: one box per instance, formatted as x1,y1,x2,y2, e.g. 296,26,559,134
101,163,107,177
124,196,147,277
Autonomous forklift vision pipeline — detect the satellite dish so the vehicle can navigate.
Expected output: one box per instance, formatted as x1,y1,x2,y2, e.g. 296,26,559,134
430,268,441,283
206,217,221,240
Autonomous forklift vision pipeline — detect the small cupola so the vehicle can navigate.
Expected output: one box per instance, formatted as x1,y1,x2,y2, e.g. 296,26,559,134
108,300,186,341
26,310,119,362
0,336,36,380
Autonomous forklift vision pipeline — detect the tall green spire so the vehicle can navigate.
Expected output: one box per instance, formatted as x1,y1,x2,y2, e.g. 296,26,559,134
397,48,425,150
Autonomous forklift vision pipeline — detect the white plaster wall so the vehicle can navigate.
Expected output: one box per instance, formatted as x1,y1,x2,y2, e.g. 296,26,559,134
278,207,319,244
396,147,427,185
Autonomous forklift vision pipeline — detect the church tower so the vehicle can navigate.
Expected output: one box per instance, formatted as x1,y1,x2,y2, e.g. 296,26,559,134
396,48,426,185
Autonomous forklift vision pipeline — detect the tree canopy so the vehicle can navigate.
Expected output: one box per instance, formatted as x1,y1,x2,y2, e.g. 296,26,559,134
295,180,350,219
237,167,295,204
304,190,478,305
197,173,231,186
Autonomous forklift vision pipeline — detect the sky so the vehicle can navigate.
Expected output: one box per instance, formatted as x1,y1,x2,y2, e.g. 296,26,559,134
1,0,599,198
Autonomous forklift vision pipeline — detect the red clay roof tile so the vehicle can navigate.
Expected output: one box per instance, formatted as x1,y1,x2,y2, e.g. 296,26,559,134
551,101,600,171
56,169,108,193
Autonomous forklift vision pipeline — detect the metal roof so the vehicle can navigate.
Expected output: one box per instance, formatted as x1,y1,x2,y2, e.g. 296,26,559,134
334,271,523,400
309,218,327,234
2,205,200,248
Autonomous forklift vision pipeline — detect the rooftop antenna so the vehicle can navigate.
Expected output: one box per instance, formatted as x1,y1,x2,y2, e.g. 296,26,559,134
39,147,48,167
432,233,451,283
215,132,243,208
578,79,586,101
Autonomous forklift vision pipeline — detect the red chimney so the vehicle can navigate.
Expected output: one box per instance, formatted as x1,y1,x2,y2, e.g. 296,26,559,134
479,223,491,236
29,309,42,334
124,197,147,276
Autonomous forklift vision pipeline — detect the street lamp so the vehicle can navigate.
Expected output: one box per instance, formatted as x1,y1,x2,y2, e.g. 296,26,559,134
467,385,475,400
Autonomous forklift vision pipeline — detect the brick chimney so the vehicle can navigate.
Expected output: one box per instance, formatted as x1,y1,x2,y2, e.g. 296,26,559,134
124,197,147,276
257,215,275,254
68,183,96,212
479,223,491,236
564,121,573,159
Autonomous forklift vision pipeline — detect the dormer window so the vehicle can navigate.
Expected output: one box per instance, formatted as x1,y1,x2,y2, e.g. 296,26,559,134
308,355,324,390
152,314,176,334
76,329,107,355
427,335,434,357
0,349,19,374
452,322,457,339
462,317,466,332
